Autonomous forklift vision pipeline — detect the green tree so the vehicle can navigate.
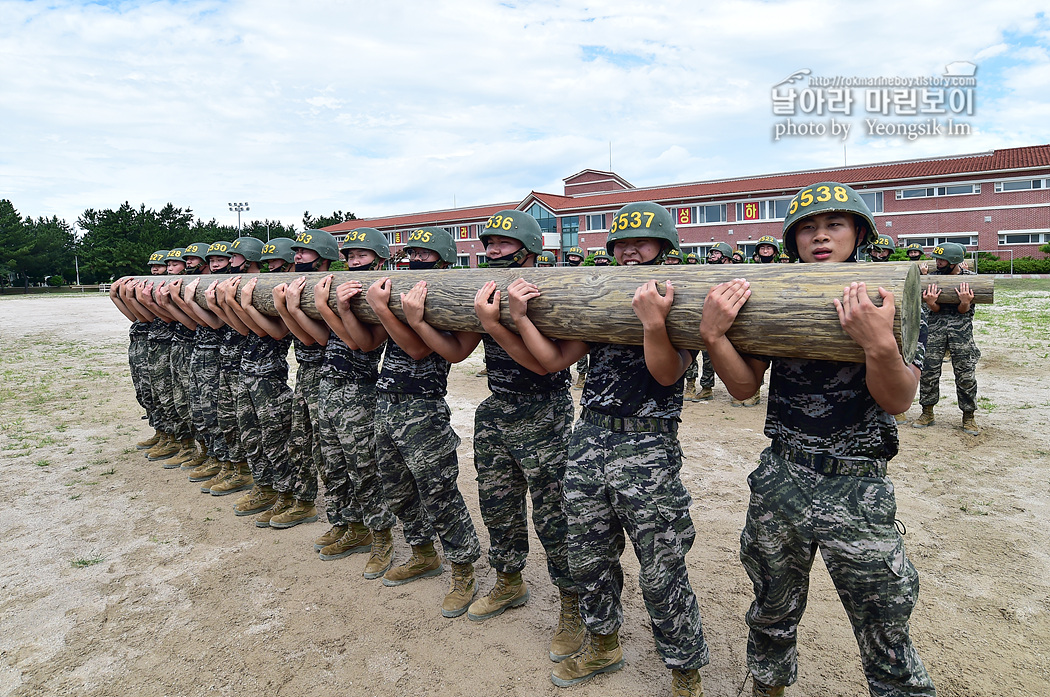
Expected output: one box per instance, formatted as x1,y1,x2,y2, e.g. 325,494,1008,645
0,200,32,286
303,210,356,230
78,202,197,281
242,219,298,241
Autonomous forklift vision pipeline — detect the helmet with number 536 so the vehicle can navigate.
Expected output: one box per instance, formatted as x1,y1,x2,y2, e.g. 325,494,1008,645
481,210,543,256
605,202,680,258
782,182,877,260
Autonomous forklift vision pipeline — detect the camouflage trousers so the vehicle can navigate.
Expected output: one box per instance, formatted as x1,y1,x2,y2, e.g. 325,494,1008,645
575,354,589,377
189,346,222,458
319,378,395,530
238,372,292,488
217,367,245,463
374,394,480,565
169,340,194,440
698,350,714,388
740,447,935,696
128,331,153,425
273,362,322,501
474,390,573,588
919,317,980,413
684,356,698,381
147,338,175,434
565,418,709,670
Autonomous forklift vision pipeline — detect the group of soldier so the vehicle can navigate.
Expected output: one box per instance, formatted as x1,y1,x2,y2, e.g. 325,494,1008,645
108,180,982,696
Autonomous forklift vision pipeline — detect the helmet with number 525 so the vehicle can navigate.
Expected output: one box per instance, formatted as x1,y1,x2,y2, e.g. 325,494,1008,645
606,202,680,258
782,182,878,260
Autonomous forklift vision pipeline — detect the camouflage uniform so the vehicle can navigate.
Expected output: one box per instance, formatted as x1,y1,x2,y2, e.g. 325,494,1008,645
474,335,573,586
919,270,979,414
374,342,481,565
697,350,714,389
217,327,247,463
128,321,153,423
568,342,709,670
146,318,176,435
237,333,293,488
169,323,195,441
740,315,935,695
273,337,325,500
190,325,223,458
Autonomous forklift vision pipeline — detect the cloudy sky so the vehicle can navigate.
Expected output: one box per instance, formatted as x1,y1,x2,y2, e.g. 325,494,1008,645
2,0,1048,230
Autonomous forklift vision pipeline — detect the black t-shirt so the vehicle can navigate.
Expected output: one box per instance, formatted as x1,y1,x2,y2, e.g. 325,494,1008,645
241,333,292,380
581,342,692,419
482,335,570,397
376,341,450,398
293,336,325,364
148,317,173,342
320,333,382,381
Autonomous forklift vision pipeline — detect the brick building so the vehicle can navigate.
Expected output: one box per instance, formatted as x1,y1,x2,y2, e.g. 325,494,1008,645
326,144,1050,266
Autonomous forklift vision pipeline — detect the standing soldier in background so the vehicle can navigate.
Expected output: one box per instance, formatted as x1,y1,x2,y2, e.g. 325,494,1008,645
752,236,779,264
536,251,556,267
664,248,683,265
565,246,585,267
592,250,613,266
913,242,981,435
685,253,699,265
868,235,896,262
905,243,925,262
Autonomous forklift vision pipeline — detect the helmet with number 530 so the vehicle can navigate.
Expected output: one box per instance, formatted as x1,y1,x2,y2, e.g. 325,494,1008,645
605,202,680,258
782,182,877,260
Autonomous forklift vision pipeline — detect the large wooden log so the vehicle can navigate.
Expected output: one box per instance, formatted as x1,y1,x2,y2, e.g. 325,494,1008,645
123,263,925,363
918,273,994,304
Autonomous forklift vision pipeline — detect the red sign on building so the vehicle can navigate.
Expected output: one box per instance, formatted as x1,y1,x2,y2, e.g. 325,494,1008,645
678,208,692,225
741,202,762,221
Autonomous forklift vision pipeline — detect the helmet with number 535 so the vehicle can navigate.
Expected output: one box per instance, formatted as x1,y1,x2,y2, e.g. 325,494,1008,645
405,226,457,265
782,182,878,260
605,202,680,258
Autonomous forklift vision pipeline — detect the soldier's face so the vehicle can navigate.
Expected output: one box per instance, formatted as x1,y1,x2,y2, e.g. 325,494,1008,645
208,257,229,273
707,251,723,263
150,265,166,275
344,249,377,268
166,260,185,274
407,248,439,263
295,248,320,265
792,212,861,263
484,235,523,259
613,237,661,265
870,248,891,261
908,251,922,260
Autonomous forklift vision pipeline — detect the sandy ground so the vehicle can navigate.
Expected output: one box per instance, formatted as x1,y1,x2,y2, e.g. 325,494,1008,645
0,289,1048,697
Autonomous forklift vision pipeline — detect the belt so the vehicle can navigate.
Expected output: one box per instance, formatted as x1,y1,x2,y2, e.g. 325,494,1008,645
379,391,438,405
772,440,887,478
580,407,678,435
490,389,564,404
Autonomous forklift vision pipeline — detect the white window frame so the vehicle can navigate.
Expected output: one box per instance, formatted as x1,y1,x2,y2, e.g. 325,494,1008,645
998,229,1050,245
995,179,1048,193
896,183,980,199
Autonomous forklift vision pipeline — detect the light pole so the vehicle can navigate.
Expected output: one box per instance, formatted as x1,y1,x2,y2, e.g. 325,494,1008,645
229,202,249,232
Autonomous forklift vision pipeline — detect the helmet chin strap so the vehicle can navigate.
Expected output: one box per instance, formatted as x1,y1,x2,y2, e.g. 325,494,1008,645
485,247,530,268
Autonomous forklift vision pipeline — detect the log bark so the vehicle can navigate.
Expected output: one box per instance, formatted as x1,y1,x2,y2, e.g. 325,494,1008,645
123,263,929,363
918,273,993,304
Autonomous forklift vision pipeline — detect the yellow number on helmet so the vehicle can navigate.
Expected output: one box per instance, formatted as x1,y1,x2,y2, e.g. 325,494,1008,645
816,185,831,202
788,199,799,215
501,217,512,230
799,189,814,207
630,211,641,227
834,186,849,202
643,212,655,228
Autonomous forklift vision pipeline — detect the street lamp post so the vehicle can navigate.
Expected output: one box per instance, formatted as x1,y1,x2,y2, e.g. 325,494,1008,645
229,202,249,232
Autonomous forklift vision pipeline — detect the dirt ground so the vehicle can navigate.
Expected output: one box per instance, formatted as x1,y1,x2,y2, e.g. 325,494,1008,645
1,286,1048,697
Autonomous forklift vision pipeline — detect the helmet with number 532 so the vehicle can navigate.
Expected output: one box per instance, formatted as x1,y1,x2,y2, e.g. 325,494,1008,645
782,182,878,260
605,202,680,258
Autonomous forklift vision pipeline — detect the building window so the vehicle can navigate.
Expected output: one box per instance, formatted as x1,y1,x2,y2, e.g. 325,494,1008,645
896,184,980,199
475,252,488,266
995,179,1047,192
899,233,978,247
527,203,557,235
457,255,470,267
587,213,606,230
735,202,768,221
859,191,884,213
561,216,579,249
674,205,726,225
998,230,1050,245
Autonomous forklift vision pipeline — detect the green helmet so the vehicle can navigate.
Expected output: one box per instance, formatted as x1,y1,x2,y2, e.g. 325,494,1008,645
163,248,186,263
231,236,264,263
481,210,543,255
606,202,680,258
536,251,556,267
870,235,896,252
664,248,683,263
779,252,791,262
292,229,340,261
260,237,296,264
782,182,877,260
566,246,585,260
206,240,233,259
710,242,733,258
405,226,457,264
932,242,966,265
906,243,924,257
340,227,390,260
148,250,169,266
685,252,699,264
756,235,780,252
183,242,210,261
592,250,613,264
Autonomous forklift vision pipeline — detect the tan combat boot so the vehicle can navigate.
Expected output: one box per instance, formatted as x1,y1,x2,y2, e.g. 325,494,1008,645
467,570,530,621
255,491,293,528
894,412,908,423
550,630,625,687
731,390,761,407
180,441,209,471
684,379,699,402
913,405,935,428
382,541,443,587
269,499,318,528
313,524,348,551
363,528,394,579
574,373,586,390
159,438,196,469
209,462,252,496
753,677,785,697
146,434,180,461
199,460,231,492
962,411,980,435
549,589,585,661
136,429,162,450
188,456,222,483
319,521,373,561
671,669,704,697
696,386,713,401
441,562,477,618
233,484,278,516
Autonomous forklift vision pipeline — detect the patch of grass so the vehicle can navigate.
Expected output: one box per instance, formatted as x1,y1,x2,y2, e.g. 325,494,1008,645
71,553,104,568
959,499,992,516
34,459,50,467
977,397,997,412
69,493,82,501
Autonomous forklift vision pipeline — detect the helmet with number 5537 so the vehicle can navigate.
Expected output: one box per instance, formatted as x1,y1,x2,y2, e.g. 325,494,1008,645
405,226,457,264
605,202,680,258
480,210,543,255
782,182,878,260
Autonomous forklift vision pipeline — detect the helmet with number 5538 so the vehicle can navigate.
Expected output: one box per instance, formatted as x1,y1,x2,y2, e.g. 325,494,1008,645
782,182,878,260
606,202,680,258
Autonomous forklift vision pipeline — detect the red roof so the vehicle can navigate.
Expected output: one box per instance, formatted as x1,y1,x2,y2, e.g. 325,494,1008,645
326,202,515,233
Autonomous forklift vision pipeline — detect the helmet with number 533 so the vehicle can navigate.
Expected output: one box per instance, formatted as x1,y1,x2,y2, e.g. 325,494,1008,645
782,182,878,260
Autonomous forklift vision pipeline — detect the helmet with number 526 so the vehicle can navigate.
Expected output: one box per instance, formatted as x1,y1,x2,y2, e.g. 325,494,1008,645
932,242,966,265
606,202,680,258
405,226,457,264
782,182,878,259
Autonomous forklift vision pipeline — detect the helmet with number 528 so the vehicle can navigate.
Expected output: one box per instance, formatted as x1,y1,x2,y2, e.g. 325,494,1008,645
405,226,457,264
606,202,680,258
782,182,878,259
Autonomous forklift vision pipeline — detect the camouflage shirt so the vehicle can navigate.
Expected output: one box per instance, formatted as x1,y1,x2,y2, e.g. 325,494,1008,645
171,322,196,345
240,332,292,380
129,320,149,337
376,341,451,398
320,332,383,382
293,336,325,364
218,326,247,370
581,342,693,419
760,310,928,461
147,317,173,342
482,335,570,397
928,268,976,331
194,325,223,351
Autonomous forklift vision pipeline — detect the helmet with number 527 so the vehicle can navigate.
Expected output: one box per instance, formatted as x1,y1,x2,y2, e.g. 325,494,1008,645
606,202,680,258
292,229,340,261
405,226,457,264
782,182,878,259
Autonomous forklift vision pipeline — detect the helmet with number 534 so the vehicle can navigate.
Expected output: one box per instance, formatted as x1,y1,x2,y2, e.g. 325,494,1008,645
782,182,878,260
605,202,680,258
